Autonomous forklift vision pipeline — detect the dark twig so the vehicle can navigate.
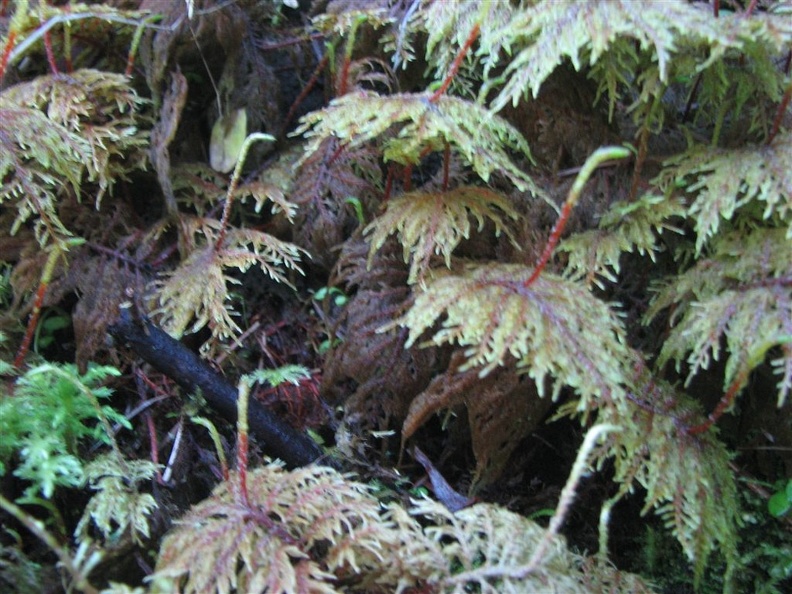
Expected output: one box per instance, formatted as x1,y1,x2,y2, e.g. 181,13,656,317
108,308,327,468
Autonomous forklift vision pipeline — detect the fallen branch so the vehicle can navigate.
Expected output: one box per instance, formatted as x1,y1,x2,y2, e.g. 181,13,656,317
108,308,326,468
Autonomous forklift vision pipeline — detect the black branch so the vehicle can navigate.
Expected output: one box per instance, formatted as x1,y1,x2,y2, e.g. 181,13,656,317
108,308,326,468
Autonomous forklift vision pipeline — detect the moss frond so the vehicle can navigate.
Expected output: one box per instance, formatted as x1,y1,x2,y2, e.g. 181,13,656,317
559,193,686,287
76,454,159,547
151,463,387,594
365,186,519,285
390,263,634,404
648,228,792,407
488,0,764,112
0,70,147,245
295,91,543,197
662,131,792,252
592,371,740,587
153,218,305,349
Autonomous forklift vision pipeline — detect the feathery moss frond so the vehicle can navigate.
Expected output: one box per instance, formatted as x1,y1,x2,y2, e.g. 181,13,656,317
559,193,686,287
407,499,589,594
0,363,125,499
151,463,386,594
662,131,792,252
152,461,655,594
389,263,634,405
153,217,305,349
0,70,147,245
591,371,739,587
647,228,792,407
365,186,519,285
295,91,543,198
419,0,515,97
487,0,768,112
76,454,159,546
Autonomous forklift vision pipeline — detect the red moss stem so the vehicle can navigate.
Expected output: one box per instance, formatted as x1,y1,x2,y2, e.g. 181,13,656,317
442,142,451,191
0,30,17,79
686,368,749,435
524,146,630,288
43,30,59,74
281,53,329,137
13,281,49,368
430,23,480,103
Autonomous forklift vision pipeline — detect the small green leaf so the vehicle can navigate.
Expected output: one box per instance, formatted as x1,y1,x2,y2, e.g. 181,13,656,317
209,108,248,173
769,490,791,518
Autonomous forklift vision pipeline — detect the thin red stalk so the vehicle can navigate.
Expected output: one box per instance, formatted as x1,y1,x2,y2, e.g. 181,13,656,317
383,164,396,202
43,30,59,74
213,190,236,252
767,82,792,145
259,32,325,51
338,54,351,96
13,280,48,368
686,368,750,435
134,369,163,482
237,432,250,506
144,411,163,483
524,201,574,287
713,0,720,18
744,0,758,16
327,138,347,166
281,53,330,137
0,0,9,17
524,146,630,288
430,23,480,103
442,142,451,191
0,30,17,79
403,164,413,192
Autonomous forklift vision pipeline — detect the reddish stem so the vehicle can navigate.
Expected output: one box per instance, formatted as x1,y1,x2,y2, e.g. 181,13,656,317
281,53,329,138
430,23,480,103
686,368,749,435
237,432,250,506
338,54,351,96
767,83,792,145
383,163,396,202
0,30,17,79
441,142,451,191
523,201,574,287
403,163,413,192
43,30,59,74
13,280,48,368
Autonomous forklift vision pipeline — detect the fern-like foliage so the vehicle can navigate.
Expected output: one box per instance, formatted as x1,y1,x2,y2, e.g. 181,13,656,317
400,499,589,594
365,186,519,285
559,192,686,287
150,459,655,594
662,131,792,252
0,69,147,245
75,453,159,547
486,0,786,112
0,363,127,499
647,227,792,407
152,216,305,350
172,162,298,221
389,263,634,404
150,463,387,594
587,370,740,586
295,91,544,198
